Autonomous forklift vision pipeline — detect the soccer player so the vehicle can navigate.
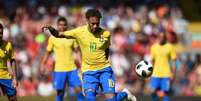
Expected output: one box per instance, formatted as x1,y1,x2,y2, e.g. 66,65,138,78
40,17,84,101
43,9,136,101
0,23,18,101
150,31,177,101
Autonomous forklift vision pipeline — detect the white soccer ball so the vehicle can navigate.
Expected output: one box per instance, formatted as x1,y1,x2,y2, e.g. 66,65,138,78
135,60,153,78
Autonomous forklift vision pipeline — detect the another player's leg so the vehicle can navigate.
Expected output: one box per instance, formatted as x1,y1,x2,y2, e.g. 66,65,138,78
150,77,160,101
53,72,68,101
82,72,99,101
160,78,171,101
151,90,159,101
68,69,84,101
100,67,136,101
56,90,65,101
0,79,17,101
74,87,85,101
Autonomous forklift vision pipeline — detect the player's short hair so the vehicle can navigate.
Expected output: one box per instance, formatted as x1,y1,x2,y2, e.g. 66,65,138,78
85,9,102,19
0,23,3,29
57,17,67,23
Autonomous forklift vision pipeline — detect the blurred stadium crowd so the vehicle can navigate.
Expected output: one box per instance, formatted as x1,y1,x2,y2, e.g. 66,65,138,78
0,0,201,97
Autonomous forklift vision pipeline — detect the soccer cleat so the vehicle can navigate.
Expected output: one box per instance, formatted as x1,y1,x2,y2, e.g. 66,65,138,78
122,88,137,101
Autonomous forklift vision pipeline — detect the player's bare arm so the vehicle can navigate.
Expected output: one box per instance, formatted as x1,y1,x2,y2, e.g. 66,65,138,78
40,51,52,74
10,59,18,88
171,59,177,79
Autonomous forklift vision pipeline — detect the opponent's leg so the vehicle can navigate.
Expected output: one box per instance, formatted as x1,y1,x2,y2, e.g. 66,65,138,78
68,69,84,101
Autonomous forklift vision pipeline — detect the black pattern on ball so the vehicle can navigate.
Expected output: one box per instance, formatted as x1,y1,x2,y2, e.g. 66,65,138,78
143,60,148,65
148,67,153,71
142,70,147,77
136,64,142,69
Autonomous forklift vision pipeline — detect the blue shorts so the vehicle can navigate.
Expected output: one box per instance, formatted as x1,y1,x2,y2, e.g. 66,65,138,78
150,77,171,92
82,67,115,94
53,69,82,90
0,79,16,96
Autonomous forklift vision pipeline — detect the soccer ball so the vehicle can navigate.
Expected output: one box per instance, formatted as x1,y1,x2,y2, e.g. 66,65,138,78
135,60,153,78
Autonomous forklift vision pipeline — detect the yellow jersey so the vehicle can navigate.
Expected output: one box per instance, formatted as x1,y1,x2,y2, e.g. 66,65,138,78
150,42,176,77
64,25,111,72
0,41,15,79
46,36,78,72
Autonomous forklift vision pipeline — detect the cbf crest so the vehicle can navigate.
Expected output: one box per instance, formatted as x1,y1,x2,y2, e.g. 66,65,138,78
99,35,104,42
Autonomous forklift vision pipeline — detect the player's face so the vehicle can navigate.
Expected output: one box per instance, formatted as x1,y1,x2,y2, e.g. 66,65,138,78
57,21,67,32
0,28,3,41
88,16,100,33
158,32,166,45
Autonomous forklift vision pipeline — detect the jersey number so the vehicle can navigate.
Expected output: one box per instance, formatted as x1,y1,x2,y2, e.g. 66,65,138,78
90,42,97,52
108,79,115,87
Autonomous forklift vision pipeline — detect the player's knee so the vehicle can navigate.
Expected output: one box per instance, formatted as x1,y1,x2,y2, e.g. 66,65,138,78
85,89,96,101
105,93,115,99
157,90,171,97
74,87,82,93
105,93,116,101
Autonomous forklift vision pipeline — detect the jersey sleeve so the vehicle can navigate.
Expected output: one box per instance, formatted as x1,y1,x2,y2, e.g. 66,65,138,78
6,42,15,59
64,28,79,39
46,36,54,52
103,30,111,46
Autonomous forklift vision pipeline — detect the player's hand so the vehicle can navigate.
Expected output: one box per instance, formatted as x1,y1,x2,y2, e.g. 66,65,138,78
40,65,51,75
42,25,53,32
42,25,60,37
40,65,47,74
12,78,18,88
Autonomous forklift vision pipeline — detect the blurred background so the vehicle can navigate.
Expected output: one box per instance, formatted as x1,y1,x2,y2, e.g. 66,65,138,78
0,0,201,100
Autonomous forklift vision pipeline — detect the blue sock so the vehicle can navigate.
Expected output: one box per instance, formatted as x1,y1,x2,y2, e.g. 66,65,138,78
151,93,159,101
76,91,85,101
116,92,127,101
56,92,64,101
163,96,170,101
85,91,96,101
